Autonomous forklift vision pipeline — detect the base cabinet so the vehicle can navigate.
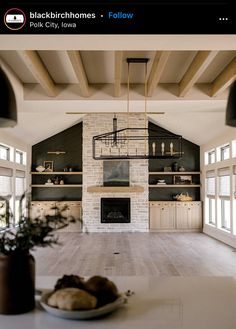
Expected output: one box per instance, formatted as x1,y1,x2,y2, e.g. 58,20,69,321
150,201,202,231
150,202,175,230
30,201,82,232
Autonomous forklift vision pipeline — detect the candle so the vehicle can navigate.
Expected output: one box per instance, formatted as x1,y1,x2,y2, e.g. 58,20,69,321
152,142,156,155
170,142,173,155
161,142,165,155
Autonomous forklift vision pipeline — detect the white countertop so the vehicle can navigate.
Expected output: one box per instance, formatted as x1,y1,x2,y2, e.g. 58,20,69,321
1,276,236,329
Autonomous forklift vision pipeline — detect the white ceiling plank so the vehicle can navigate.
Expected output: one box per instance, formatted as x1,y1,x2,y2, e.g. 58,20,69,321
211,57,236,97
114,51,123,97
67,50,90,97
179,51,218,97
147,51,171,96
17,50,58,97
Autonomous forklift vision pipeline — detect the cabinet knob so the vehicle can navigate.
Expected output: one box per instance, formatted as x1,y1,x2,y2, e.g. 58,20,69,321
162,208,164,210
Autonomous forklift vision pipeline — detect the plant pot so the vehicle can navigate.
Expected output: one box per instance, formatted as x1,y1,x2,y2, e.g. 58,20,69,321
0,252,35,314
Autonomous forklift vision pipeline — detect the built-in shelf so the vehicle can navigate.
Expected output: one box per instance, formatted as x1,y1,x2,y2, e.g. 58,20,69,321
31,172,82,175
31,184,82,188
87,186,144,193
149,184,200,188
149,172,200,175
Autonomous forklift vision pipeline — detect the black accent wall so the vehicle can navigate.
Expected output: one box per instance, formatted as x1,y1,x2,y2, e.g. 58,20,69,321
149,122,200,201
31,123,82,201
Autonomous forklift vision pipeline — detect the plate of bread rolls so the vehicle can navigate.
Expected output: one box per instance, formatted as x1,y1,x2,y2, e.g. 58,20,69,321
40,275,127,319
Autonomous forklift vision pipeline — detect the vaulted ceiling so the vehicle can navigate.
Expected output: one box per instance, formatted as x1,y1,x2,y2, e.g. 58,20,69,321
0,35,236,145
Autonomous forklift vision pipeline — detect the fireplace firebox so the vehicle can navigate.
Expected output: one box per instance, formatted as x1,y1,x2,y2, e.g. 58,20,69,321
101,198,130,223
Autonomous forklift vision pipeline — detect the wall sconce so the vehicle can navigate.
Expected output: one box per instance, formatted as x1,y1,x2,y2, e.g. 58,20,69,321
0,68,17,127
47,151,66,155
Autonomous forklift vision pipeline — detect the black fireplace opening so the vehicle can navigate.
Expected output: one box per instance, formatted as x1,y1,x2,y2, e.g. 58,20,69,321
101,198,130,223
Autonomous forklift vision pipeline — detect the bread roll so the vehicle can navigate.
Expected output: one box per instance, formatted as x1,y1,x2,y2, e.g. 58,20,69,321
47,288,97,310
84,276,119,307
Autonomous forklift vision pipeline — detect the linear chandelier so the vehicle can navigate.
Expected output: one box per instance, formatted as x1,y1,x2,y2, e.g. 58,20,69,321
92,58,183,160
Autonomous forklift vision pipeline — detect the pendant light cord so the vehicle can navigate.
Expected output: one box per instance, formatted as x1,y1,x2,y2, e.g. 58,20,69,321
127,61,130,155
144,61,148,155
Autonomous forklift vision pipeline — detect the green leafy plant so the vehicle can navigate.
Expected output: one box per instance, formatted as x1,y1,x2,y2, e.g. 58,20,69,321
0,193,80,255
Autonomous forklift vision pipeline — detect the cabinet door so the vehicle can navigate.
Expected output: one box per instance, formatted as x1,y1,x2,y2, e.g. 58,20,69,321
150,202,175,230
176,202,202,229
43,202,56,217
188,202,202,229
56,201,82,232
176,203,189,229
30,202,55,219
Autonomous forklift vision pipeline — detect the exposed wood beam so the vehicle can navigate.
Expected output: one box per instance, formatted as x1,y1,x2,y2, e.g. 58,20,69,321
179,51,218,97
211,57,236,97
147,51,171,97
66,111,165,115
67,50,90,97
17,50,58,97
114,51,123,97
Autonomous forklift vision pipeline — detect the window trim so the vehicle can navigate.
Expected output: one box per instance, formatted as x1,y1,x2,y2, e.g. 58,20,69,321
208,149,216,164
0,144,10,161
220,144,230,161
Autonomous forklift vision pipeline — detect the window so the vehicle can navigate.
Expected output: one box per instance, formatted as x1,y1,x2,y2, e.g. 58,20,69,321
0,167,13,198
220,144,230,161
218,167,231,231
206,170,216,225
234,166,236,199
0,144,10,161
15,150,24,164
208,150,215,164
232,140,236,158
221,200,231,230
0,166,13,229
15,170,26,225
208,199,216,225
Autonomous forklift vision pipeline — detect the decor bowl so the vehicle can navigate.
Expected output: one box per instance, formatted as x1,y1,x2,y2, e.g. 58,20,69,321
36,165,45,172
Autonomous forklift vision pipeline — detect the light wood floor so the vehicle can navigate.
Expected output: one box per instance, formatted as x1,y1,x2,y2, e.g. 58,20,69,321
33,232,236,277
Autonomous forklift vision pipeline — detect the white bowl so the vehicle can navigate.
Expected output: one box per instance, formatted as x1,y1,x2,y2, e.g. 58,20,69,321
158,180,165,183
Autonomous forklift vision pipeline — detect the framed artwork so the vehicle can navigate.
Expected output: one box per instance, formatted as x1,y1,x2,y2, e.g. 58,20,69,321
173,175,192,185
44,161,54,172
103,160,129,186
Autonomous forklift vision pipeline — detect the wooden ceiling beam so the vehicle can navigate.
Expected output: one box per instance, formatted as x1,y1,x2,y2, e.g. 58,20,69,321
211,57,236,97
179,51,218,97
147,51,171,97
17,50,58,97
114,51,123,97
67,51,90,97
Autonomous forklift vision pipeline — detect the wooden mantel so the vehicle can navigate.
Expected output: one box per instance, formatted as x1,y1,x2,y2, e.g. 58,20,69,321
87,185,144,193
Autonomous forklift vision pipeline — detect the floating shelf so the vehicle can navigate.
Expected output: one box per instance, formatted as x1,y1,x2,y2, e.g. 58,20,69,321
87,186,144,193
149,184,200,188
31,184,82,188
149,172,200,175
31,172,82,175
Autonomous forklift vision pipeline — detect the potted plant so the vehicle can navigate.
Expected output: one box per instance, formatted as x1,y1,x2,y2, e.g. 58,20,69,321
0,193,79,315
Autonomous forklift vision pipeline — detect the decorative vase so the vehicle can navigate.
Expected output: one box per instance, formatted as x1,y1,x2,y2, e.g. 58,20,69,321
0,253,35,314
179,166,185,172
172,162,178,172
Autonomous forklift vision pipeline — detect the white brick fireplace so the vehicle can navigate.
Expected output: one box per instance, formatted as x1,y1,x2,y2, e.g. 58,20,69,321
82,114,149,232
